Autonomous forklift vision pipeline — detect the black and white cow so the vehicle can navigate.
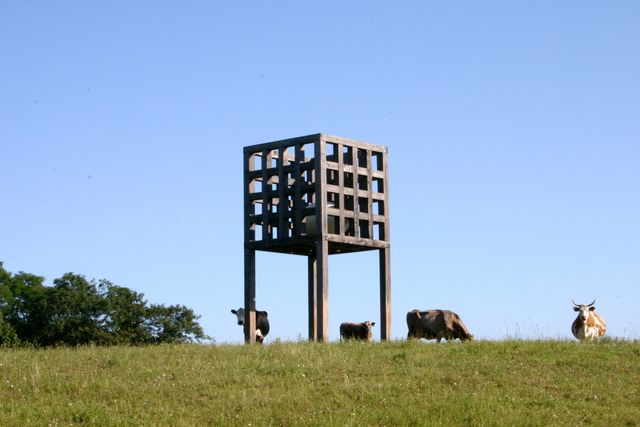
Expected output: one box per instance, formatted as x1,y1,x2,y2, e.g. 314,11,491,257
231,307,270,343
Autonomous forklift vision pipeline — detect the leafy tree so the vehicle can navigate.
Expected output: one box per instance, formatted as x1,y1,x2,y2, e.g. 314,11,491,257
146,304,207,344
0,262,209,347
99,280,150,345
3,270,51,346
48,273,108,346
0,263,19,346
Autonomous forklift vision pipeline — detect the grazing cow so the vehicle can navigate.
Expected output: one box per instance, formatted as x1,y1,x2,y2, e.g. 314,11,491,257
231,307,270,343
571,300,606,341
340,321,375,341
406,309,474,342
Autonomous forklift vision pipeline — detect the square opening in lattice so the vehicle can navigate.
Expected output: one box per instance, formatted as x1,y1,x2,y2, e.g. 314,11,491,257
287,218,294,238
344,195,354,211
343,172,353,189
254,202,263,215
252,178,263,194
359,220,370,239
328,215,339,234
255,224,263,241
301,142,315,162
373,222,385,240
345,218,355,237
269,150,278,169
372,151,383,171
372,200,384,216
326,142,338,163
327,192,339,209
302,190,315,206
265,174,278,191
358,197,369,213
249,153,263,172
343,146,353,165
357,149,368,168
284,146,296,166
372,177,384,194
358,174,368,191
303,169,315,185
327,169,339,186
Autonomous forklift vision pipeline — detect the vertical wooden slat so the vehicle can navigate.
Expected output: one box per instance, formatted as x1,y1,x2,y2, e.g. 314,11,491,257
317,138,327,235
262,149,271,242
382,147,390,243
294,145,303,237
277,148,286,238
243,150,252,244
366,149,374,239
338,143,345,237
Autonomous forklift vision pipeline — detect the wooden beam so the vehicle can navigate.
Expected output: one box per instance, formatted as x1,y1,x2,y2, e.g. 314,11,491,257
307,254,317,341
316,239,329,342
379,247,391,341
244,248,257,344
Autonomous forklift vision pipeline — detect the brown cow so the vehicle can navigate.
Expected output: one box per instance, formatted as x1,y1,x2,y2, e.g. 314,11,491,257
571,300,606,341
340,321,375,341
406,309,474,342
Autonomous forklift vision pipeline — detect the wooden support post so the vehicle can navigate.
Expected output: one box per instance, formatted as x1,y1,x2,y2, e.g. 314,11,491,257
316,239,329,341
379,247,391,341
244,248,257,343
307,254,317,341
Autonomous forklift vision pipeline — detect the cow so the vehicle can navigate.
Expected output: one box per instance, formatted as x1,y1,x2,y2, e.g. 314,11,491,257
571,300,606,341
406,309,474,342
340,321,375,341
231,307,270,344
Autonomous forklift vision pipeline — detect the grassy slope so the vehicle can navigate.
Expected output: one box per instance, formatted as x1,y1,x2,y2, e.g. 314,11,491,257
1,340,639,426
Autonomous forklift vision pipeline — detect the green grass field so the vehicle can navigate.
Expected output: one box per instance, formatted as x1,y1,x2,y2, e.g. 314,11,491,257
1,340,638,426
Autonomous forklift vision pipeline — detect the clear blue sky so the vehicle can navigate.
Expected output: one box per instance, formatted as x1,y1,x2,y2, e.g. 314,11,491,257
2,2,638,343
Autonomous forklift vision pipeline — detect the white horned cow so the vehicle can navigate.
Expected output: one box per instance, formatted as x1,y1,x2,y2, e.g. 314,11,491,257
339,321,375,341
231,307,270,344
571,300,606,341
406,309,474,342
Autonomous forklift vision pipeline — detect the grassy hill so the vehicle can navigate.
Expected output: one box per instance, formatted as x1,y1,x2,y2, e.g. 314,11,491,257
1,340,638,426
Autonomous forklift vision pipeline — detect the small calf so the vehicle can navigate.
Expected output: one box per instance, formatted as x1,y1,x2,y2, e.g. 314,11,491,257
339,321,375,341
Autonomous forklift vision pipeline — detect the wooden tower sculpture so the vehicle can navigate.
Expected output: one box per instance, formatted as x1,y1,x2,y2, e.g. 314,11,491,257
243,133,391,342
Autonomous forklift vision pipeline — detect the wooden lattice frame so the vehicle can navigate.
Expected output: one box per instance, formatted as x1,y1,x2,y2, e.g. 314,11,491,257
242,133,391,343
243,133,390,255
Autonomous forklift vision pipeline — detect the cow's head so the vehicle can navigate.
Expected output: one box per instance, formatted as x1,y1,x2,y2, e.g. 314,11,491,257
572,300,596,321
364,321,376,338
364,321,376,329
231,307,245,325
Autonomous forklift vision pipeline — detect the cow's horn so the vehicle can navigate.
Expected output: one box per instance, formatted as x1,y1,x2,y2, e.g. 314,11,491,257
571,299,579,306
588,300,596,307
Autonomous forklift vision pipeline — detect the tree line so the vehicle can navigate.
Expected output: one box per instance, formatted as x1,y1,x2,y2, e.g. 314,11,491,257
0,262,208,347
